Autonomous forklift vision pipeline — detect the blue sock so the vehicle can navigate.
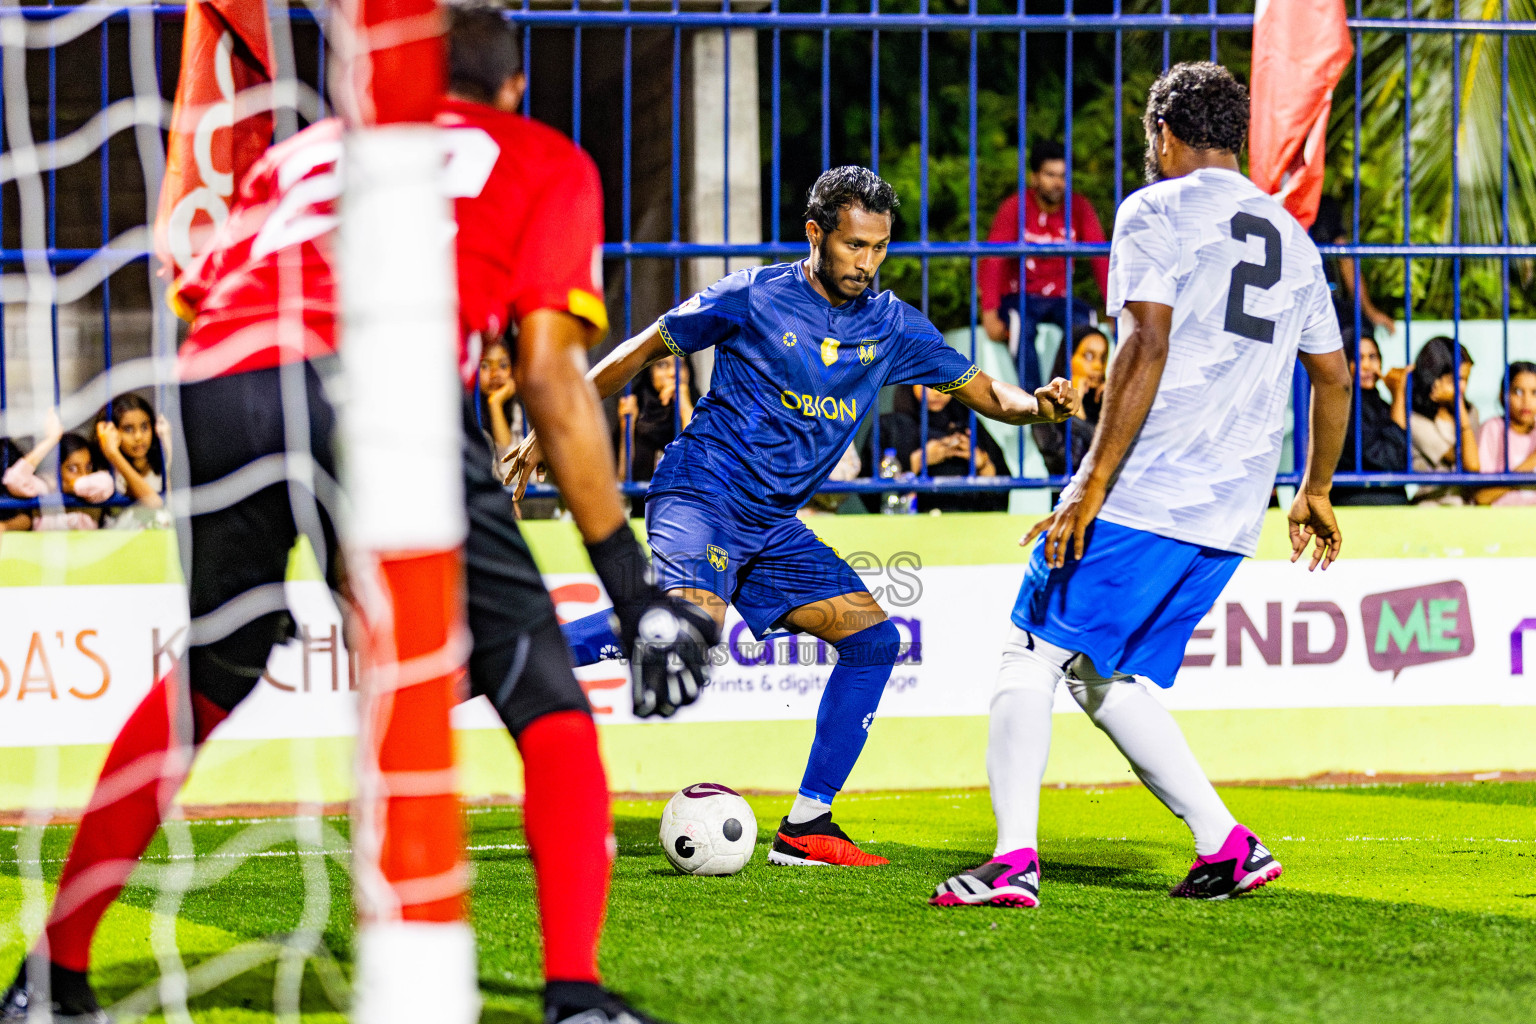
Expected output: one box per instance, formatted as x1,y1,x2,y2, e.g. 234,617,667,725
798,620,902,803
562,610,622,667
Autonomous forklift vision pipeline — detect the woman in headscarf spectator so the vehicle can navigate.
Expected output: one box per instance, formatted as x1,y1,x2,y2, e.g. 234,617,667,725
1333,335,1410,505
1409,336,1480,505
1473,361,1536,506
1032,324,1109,479
616,354,696,514
861,383,1008,513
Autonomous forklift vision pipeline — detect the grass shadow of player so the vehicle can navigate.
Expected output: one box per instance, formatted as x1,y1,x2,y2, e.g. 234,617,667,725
612,814,664,858
1045,860,1169,893
478,1007,542,1024
94,947,347,1020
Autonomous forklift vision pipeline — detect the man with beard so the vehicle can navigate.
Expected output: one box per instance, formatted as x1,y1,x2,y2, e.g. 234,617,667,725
514,166,1079,866
979,140,1110,393
931,62,1352,909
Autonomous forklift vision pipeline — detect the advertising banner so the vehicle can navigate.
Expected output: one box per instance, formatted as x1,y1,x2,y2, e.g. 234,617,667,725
3,558,1531,749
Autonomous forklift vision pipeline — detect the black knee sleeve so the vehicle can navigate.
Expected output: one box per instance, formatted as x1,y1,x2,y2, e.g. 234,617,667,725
469,615,592,737
188,610,293,712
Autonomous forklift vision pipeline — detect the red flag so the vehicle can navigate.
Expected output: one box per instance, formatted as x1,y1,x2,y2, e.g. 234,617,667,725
155,0,274,277
1249,0,1353,229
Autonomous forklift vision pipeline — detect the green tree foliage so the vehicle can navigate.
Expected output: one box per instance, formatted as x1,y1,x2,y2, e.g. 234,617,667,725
1330,0,1536,319
759,0,1528,328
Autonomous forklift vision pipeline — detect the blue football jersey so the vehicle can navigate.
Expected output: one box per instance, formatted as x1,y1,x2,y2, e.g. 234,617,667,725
647,261,979,512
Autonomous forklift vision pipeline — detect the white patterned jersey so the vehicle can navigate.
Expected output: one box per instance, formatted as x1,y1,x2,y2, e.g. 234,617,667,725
1091,167,1342,556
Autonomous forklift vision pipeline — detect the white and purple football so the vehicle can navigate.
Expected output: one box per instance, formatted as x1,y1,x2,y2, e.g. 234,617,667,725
658,783,758,876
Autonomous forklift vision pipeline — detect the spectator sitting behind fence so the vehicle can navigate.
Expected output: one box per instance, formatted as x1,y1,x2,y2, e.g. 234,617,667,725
1409,336,1480,505
1032,324,1109,478
2,413,115,530
979,140,1109,394
477,335,524,462
615,354,695,514
97,393,170,527
861,384,1008,513
1333,334,1410,505
1473,361,1536,506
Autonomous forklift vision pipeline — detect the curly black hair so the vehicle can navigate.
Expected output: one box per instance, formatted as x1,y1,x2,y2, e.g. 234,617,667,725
1143,61,1250,155
803,166,900,234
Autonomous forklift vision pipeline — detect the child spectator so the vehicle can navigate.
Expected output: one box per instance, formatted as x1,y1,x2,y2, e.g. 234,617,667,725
1409,336,1480,505
3,414,115,530
97,394,170,528
1473,361,1536,506
1334,335,1410,505
33,435,112,530
616,355,696,515
861,384,1008,513
477,337,524,462
1032,325,1109,478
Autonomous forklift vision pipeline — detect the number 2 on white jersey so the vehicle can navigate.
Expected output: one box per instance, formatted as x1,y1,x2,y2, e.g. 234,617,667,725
251,126,500,260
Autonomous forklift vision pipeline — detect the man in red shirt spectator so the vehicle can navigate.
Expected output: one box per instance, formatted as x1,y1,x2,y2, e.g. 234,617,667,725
979,140,1109,393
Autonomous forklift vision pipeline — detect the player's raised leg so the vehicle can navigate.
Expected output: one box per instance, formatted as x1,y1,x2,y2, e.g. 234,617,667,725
931,627,1066,908
1062,662,1280,899
761,590,899,868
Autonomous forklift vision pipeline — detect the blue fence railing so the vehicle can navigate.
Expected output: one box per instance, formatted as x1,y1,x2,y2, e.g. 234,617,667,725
2,2,1534,514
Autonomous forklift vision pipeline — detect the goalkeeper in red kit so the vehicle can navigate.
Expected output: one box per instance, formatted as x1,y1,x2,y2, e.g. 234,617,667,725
1,7,713,1024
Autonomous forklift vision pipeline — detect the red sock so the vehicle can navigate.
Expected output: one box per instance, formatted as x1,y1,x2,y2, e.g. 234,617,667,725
516,710,613,985
43,674,227,972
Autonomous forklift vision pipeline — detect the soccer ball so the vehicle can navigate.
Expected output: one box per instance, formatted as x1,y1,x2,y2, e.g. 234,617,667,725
658,783,758,876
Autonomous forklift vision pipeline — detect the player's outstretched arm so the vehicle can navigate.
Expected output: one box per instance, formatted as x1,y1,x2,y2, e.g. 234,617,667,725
513,308,628,542
1290,347,1352,571
514,308,717,717
500,321,673,494
950,369,1079,426
1023,299,1171,568
589,322,674,401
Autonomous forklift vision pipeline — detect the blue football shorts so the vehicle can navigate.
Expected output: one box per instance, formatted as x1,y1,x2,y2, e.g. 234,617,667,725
645,491,869,639
1011,518,1242,688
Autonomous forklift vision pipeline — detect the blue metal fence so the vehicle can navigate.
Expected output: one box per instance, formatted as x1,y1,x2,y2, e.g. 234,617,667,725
2,2,1534,516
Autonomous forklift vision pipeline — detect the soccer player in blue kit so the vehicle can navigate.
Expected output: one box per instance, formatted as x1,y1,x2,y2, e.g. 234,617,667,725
509,166,1077,866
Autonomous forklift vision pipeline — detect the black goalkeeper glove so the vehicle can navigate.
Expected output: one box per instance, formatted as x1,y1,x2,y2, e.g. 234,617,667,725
585,523,720,718
630,596,718,718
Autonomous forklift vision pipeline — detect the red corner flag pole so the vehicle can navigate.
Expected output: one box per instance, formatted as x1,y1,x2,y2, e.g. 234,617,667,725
336,1,477,1022
1249,0,1353,230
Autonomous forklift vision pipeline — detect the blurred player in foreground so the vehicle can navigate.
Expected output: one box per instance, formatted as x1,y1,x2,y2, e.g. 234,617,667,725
2,8,709,1024
508,166,1078,867
931,62,1351,909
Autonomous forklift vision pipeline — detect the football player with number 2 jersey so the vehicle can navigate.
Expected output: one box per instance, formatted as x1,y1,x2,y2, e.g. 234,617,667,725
508,166,1079,869
2,10,706,1024
931,63,1353,910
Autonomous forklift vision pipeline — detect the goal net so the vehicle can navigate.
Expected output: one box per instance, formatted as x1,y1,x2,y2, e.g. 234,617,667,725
0,1,475,1020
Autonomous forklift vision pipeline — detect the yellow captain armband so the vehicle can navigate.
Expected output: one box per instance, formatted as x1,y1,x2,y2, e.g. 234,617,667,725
567,288,610,333
167,284,197,324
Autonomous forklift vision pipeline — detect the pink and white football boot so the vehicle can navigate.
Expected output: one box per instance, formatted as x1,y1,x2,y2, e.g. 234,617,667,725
1169,825,1283,900
929,848,1041,908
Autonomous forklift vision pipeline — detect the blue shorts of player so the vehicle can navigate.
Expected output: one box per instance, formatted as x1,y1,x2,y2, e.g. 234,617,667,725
1012,519,1241,687
645,490,868,639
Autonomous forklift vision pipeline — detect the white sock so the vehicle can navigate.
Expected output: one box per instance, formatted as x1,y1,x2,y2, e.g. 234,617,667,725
987,627,1070,857
787,793,832,824
1066,673,1237,857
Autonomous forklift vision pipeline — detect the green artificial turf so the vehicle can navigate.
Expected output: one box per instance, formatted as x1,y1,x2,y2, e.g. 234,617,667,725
4,783,1536,1023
